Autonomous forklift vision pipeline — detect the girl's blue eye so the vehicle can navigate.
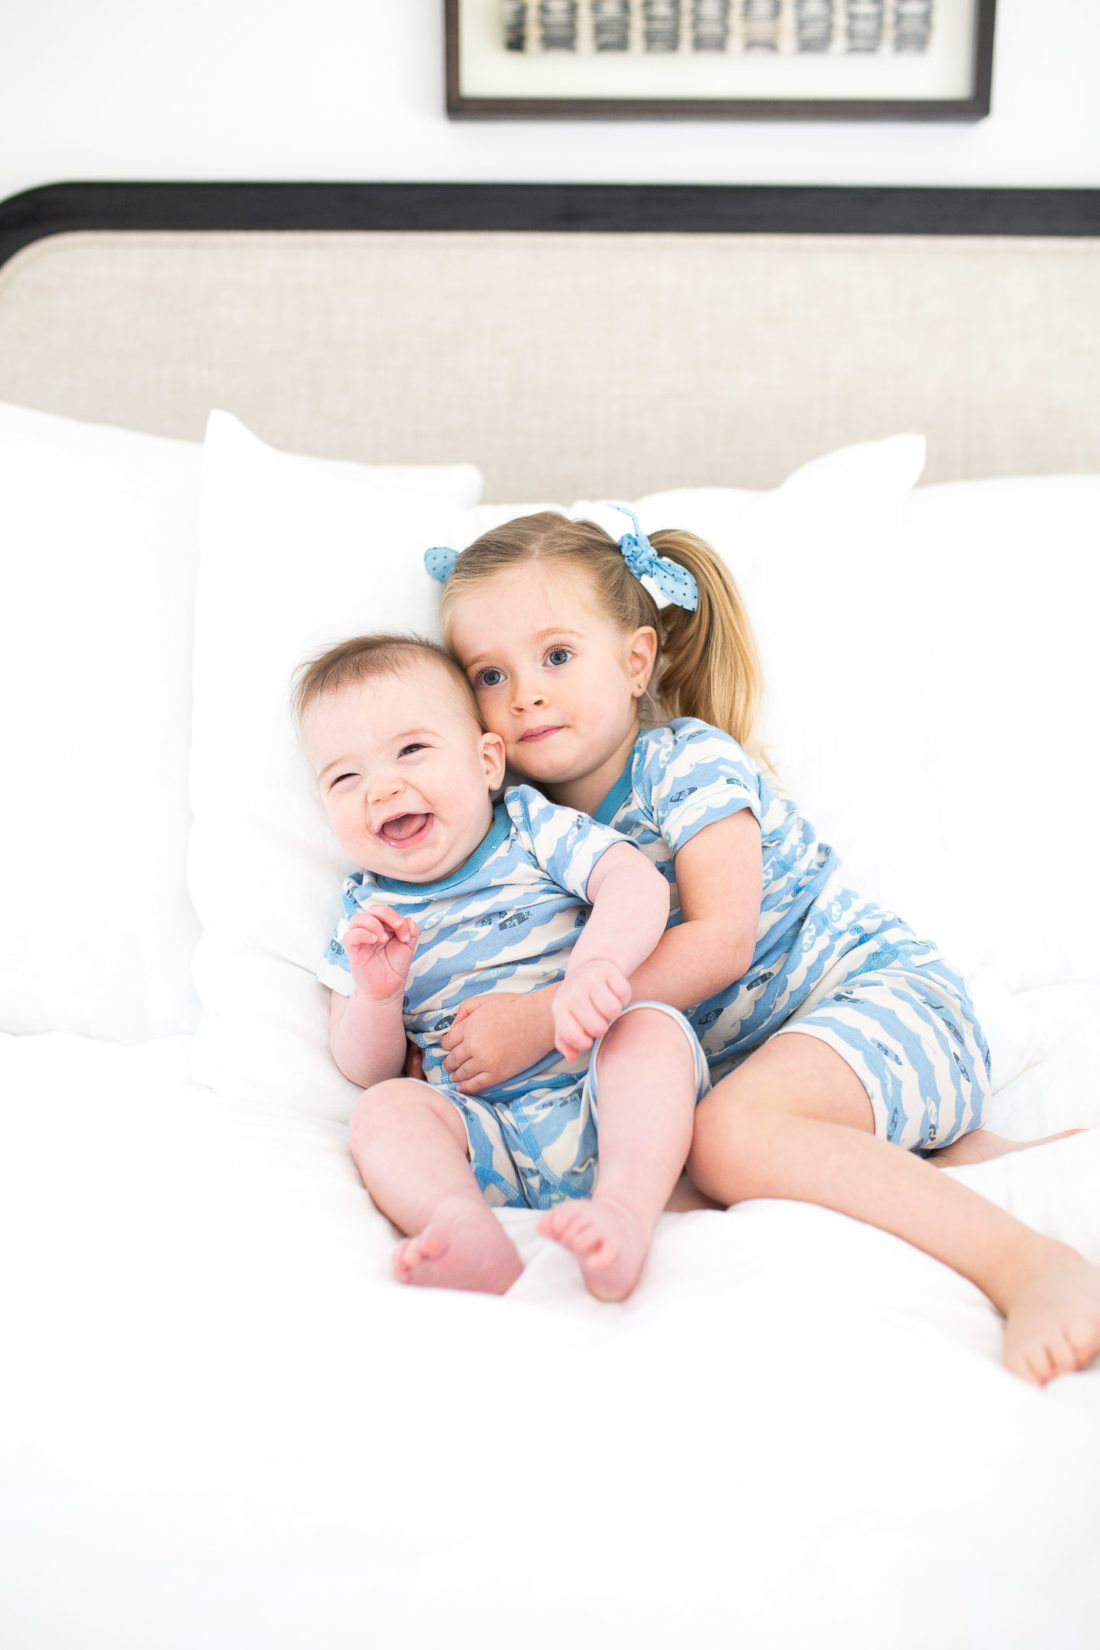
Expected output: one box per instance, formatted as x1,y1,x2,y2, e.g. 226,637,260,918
399,742,425,758
477,668,505,688
546,646,572,667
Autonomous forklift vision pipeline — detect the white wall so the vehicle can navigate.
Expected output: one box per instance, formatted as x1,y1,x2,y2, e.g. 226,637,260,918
2,0,1098,208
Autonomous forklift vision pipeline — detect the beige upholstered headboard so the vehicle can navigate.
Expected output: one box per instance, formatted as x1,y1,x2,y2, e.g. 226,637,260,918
1,184,1097,497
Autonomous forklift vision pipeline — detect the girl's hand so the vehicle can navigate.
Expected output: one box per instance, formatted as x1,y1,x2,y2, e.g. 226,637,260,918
439,989,557,1094
552,958,631,1062
342,908,418,1002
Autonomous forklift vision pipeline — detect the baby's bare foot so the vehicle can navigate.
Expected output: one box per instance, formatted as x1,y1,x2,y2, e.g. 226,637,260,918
1002,1249,1100,1385
538,1198,651,1302
393,1197,523,1295
933,1127,1085,1168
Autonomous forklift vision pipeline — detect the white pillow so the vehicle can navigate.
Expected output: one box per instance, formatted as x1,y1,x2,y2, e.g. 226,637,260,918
199,412,484,510
0,402,482,1044
190,432,931,1117
572,452,1054,1092
189,412,485,1114
573,434,951,951
0,403,202,1041
898,475,1100,995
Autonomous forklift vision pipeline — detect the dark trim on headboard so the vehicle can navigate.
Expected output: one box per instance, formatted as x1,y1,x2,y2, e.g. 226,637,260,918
1,181,1098,271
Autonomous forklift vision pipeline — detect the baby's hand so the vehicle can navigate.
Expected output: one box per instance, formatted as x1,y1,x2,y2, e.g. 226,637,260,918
343,908,418,1002
552,958,631,1062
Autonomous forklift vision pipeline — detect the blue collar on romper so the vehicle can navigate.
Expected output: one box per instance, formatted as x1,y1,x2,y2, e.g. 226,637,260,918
373,802,511,897
591,761,635,826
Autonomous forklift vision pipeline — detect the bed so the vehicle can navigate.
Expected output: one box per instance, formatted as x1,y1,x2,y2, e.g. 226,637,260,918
1,180,1099,1650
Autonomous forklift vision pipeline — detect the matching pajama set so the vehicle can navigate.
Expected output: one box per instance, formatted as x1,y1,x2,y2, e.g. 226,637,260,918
320,722,991,1207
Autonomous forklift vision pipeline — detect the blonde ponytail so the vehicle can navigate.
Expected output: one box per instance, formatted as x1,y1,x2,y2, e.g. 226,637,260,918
650,530,765,759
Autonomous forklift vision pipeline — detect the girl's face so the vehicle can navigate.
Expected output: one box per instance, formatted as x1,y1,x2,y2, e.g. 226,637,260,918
447,564,656,815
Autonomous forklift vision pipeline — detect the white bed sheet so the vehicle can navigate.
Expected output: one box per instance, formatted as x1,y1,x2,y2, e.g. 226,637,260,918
2,994,1099,1650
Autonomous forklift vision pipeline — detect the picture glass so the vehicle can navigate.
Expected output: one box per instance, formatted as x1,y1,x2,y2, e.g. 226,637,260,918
457,0,983,104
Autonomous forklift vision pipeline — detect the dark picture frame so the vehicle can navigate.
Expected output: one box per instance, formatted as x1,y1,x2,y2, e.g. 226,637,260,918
445,0,996,121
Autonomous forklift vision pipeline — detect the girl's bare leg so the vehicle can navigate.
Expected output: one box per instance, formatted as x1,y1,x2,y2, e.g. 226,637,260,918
349,1079,522,1294
665,1174,722,1212
930,1127,1084,1167
539,1008,698,1301
687,1033,1100,1385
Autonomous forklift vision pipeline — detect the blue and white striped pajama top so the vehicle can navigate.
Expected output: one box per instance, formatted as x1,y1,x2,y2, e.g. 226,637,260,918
593,719,991,1152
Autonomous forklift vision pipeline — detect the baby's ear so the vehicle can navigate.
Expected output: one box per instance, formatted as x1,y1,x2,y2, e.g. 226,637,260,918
480,730,507,790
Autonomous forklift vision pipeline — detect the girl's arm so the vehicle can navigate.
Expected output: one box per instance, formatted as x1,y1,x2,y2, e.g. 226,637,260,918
328,908,418,1088
627,810,762,1009
440,813,760,1090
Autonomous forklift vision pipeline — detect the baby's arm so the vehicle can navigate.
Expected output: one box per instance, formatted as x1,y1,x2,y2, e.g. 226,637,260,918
551,841,670,1061
329,907,419,1088
441,814,760,1087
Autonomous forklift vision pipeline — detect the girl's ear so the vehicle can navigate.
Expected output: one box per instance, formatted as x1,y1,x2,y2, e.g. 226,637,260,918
627,626,658,696
480,730,507,790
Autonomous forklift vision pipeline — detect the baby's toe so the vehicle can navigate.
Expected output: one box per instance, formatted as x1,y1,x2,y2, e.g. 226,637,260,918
537,1209,569,1240
1065,1314,1100,1369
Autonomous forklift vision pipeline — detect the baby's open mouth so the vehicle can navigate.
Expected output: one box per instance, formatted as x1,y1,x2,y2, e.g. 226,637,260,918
378,813,432,845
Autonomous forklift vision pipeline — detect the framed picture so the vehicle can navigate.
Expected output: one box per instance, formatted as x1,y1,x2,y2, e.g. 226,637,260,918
445,0,996,121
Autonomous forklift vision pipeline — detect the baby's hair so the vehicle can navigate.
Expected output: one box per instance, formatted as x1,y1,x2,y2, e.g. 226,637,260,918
438,512,765,757
293,632,481,727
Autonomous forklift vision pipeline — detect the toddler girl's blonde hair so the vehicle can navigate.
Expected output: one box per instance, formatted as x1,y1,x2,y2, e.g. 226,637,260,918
439,512,766,759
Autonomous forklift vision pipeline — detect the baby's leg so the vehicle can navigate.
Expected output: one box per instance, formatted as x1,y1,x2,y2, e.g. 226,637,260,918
349,1079,522,1294
539,1005,701,1302
687,1034,1100,1384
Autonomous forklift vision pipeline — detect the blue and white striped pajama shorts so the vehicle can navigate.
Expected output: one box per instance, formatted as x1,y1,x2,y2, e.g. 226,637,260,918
440,999,711,1211
770,936,993,1152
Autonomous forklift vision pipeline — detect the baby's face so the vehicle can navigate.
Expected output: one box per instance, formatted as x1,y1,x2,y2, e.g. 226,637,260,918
302,661,505,883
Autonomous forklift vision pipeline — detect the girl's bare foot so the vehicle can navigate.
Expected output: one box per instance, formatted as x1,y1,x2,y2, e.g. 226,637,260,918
932,1127,1085,1168
538,1198,651,1301
393,1196,523,1294
1001,1249,1100,1385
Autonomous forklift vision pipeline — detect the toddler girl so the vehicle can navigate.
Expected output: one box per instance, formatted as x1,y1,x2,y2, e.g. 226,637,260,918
429,509,1100,1384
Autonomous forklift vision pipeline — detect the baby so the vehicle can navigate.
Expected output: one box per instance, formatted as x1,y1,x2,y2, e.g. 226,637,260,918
296,633,711,1299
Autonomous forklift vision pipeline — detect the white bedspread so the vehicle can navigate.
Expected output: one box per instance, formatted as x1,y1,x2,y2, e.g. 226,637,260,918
2,991,1099,1650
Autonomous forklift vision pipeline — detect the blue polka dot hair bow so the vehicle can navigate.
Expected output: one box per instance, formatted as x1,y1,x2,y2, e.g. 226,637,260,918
424,545,459,583
612,505,698,613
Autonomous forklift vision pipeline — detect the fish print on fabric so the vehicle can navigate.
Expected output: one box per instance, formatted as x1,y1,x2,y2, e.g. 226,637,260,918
318,784,629,1103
